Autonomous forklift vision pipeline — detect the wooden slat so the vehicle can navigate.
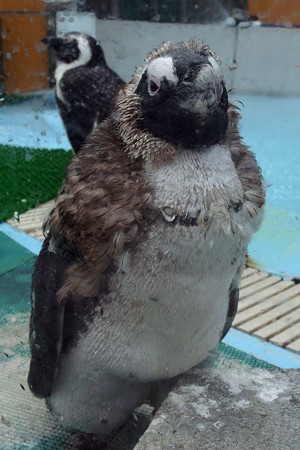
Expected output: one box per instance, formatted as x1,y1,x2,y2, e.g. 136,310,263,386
7,200,54,240
17,212,48,224
286,338,300,353
254,306,300,340
237,280,295,312
13,223,41,232
240,275,281,300
29,230,44,240
235,286,300,330
241,267,258,279
270,321,300,347
240,271,269,289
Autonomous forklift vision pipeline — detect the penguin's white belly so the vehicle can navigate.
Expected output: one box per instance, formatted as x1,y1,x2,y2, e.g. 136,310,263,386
50,223,246,434
76,224,243,377
55,145,256,381
63,145,252,381
50,231,245,436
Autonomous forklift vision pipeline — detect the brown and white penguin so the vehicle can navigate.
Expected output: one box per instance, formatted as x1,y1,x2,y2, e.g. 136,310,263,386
28,39,265,439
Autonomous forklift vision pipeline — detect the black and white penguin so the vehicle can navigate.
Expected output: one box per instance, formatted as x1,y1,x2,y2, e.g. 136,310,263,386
28,39,265,441
42,32,124,153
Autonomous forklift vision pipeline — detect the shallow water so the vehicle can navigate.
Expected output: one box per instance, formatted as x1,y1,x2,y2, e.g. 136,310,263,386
237,94,299,214
237,95,299,277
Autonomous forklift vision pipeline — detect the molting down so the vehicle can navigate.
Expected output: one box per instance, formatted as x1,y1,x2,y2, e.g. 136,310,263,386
28,39,265,438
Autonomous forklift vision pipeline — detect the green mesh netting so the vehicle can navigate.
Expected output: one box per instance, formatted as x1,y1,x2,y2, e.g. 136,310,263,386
216,342,274,370
0,238,274,450
0,144,73,222
1,93,36,106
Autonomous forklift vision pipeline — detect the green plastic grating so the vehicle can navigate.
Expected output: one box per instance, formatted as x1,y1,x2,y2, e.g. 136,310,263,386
0,144,73,222
216,342,274,370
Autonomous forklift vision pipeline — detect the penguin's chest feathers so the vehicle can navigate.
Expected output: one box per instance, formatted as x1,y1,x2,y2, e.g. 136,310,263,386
148,145,246,230
73,145,251,382
137,145,249,277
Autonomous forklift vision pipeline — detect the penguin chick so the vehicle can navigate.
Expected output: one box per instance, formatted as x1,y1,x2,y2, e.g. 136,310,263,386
42,32,124,153
28,39,265,436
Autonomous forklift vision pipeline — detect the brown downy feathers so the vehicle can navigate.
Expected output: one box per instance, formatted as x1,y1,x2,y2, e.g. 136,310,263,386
47,39,265,300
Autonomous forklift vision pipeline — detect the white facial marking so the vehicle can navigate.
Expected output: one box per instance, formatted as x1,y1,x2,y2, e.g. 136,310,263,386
208,56,221,76
195,64,215,87
55,34,92,104
147,56,178,84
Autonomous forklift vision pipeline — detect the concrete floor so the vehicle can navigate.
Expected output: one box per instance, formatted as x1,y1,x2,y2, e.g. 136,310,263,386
0,92,70,151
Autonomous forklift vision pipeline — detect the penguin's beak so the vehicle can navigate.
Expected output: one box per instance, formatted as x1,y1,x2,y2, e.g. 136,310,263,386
179,64,224,116
41,36,79,63
41,36,64,49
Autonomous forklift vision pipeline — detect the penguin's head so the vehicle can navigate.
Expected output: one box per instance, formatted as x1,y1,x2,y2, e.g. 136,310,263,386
134,40,229,148
42,32,104,67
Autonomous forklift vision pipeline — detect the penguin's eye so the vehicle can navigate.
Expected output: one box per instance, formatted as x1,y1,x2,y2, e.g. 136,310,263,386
183,66,198,83
183,72,194,83
148,76,160,96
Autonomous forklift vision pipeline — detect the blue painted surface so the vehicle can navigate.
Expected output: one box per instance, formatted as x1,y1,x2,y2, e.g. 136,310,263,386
224,328,300,369
237,95,299,214
236,95,300,278
249,205,300,277
0,223,42,255
0,92,70,150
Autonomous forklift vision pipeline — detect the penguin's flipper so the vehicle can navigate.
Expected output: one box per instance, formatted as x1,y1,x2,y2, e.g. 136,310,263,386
27,236,73,398
220,284,239,341
220,264,243,341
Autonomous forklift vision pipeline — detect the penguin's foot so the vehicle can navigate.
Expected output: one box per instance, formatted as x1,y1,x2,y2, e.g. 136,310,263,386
71,432,127,450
